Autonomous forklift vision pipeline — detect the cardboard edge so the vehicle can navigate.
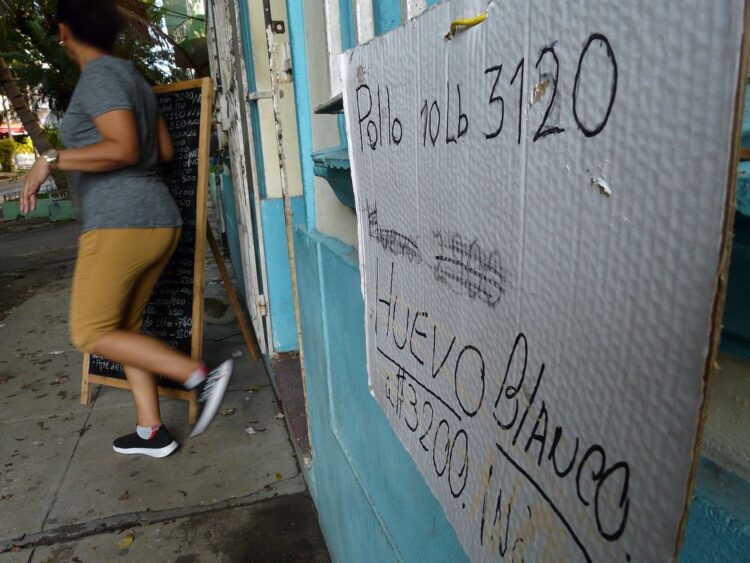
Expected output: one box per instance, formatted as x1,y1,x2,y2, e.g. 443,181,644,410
674,1,750,557
339,52,376,395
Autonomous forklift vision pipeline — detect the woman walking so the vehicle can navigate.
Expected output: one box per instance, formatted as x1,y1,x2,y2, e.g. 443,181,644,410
21,0,231,458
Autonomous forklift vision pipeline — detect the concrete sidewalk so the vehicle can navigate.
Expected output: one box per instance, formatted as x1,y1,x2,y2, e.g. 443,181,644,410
0,220,329,562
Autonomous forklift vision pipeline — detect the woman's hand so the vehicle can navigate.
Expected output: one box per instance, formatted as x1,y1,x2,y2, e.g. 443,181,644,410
20,157,52,214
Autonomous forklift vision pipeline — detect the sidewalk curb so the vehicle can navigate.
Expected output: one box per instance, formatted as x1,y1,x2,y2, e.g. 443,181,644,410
0,473,305,553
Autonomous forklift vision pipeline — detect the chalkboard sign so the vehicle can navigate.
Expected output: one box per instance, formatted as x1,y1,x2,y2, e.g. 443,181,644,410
81,78,213,421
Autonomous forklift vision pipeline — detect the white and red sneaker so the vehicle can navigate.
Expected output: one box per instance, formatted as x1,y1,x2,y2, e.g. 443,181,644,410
190,359,233,438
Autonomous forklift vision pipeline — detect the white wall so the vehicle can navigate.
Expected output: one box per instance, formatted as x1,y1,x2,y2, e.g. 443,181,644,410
304,0,358,248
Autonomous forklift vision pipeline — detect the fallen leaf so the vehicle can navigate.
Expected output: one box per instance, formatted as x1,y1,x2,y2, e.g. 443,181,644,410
275,473,282,481
119,490,129,501
263,484,273,492
118,531,134,551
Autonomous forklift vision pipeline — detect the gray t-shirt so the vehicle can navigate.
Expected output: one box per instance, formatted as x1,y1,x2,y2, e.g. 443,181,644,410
60,56,182,232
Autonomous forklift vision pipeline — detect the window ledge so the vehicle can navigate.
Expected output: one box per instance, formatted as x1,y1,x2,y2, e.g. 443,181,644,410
314,93,344,115
312,146,354,209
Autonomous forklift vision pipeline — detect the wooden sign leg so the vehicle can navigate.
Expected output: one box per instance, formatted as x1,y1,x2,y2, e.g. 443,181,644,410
80,353,92,406
188,392,199,424
206,223,261,361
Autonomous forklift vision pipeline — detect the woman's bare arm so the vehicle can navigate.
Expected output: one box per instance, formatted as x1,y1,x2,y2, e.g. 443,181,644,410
21,109,141,213
57,109,140,172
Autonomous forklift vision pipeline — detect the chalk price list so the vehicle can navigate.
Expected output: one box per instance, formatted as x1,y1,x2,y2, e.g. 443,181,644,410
142,87,203,361
89,88,202,380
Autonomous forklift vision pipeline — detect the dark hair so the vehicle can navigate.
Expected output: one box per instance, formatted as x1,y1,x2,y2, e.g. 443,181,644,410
56,0,122,52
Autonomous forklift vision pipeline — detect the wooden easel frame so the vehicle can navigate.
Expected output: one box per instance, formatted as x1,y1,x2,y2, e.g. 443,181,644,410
80,78,214,424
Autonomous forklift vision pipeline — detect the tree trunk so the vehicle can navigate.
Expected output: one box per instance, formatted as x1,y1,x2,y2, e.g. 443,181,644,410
0,57,51,154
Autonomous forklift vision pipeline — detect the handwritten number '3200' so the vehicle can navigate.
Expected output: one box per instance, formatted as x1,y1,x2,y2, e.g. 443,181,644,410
392,378,469,498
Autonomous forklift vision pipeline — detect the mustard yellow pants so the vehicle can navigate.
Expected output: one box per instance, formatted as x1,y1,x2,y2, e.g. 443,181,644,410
69,227,181,352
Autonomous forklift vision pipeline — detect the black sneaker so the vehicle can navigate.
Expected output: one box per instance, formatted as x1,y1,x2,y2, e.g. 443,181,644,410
112,425,179,458
190,359,234,438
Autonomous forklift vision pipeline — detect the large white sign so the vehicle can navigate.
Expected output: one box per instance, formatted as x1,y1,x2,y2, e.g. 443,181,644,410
342,1,745,561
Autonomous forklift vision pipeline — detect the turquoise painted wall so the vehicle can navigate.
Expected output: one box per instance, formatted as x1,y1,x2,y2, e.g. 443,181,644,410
278,2,750,562
373,0,401,36
680,459,750,561
286,0,317,231
338,0,355,51
219,169,247,303
260,197,306,353
294,226,468,563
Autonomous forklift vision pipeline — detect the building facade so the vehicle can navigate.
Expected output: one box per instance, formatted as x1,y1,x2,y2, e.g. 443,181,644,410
204,1,750,560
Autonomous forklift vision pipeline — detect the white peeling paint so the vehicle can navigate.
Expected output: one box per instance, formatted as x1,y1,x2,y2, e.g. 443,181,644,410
591,176,612,197
403,0,427,20
354,0,375,44
324,0,343,95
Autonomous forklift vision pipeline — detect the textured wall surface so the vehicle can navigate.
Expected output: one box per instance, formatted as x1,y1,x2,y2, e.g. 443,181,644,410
342,0,745,560
681,459,750,562
294,226,469,562
276,1,750,562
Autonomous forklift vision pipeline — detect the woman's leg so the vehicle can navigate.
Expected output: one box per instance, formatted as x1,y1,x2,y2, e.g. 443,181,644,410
123,365,161,427
91,330,200,383
71,227,231,444
71,228,180,456
98,226,201,385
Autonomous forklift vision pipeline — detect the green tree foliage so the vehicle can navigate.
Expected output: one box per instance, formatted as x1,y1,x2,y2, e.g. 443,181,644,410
43,126,63,149
0,137,15,170
14,135,33,153
0,0,199,119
